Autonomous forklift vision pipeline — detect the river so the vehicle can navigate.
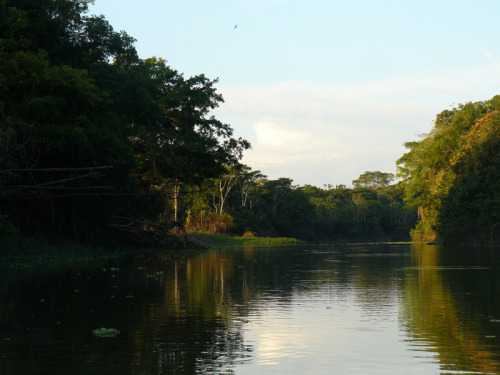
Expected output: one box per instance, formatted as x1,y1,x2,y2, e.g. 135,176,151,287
1,243,500,374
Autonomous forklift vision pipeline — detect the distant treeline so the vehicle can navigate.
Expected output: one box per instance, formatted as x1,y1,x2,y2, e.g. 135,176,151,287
1,1,497,245
173,170,417,242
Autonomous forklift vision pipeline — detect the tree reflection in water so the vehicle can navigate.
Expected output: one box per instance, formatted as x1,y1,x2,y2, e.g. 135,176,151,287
400,244,500,374
2,244,500,374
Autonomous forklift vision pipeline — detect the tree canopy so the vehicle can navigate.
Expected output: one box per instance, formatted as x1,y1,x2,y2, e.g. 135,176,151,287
0,0,249,244
352,171,394,189
397,97,500,242
5,0,494,246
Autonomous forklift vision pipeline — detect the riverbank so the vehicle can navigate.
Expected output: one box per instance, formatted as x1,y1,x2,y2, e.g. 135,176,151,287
186,232,305,247
0,232,304,269
0,233,198,270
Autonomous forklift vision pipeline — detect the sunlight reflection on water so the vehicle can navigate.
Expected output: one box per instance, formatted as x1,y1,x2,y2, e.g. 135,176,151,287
2,244,500,374
236,289,419,374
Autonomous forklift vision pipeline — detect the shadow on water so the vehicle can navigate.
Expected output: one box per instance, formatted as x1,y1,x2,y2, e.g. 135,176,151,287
1,243,500,374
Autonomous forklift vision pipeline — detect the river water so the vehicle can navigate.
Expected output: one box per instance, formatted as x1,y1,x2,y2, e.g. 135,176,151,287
1,243,500,374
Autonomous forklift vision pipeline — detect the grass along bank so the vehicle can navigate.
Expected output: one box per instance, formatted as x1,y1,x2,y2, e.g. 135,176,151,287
188,232,305,247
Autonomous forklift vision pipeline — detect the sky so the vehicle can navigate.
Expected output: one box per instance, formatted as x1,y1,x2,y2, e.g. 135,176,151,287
88,0,500,187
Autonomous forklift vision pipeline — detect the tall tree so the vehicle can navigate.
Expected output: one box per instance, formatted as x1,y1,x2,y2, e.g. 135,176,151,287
131,58,250,223
352,171,394,189
212,166,244,215
0,0,249,243
397,98,499,242
239,167,267,209
439,109,500,241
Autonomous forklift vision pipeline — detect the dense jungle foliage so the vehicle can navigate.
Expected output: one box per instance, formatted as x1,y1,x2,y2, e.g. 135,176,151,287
3,0,497,245
0,0,418,245
0,0,250,245
176,170,417,241
397,96,500,243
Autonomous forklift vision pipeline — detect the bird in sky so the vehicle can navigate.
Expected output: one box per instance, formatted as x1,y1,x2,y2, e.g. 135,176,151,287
234,24,238,29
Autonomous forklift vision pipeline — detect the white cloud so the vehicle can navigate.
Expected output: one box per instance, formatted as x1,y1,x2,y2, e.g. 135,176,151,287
485,50,500,63
215,61,500,186
254,122,305,147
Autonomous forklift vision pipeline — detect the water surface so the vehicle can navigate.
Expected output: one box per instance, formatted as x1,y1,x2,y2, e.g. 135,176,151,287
1,243,500,374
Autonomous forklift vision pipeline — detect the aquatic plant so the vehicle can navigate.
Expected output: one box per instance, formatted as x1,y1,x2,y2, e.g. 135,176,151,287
92,328,120,337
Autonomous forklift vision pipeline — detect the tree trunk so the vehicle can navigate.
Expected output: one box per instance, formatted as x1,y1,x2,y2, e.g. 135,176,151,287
418,206,425,219
173,181,180,223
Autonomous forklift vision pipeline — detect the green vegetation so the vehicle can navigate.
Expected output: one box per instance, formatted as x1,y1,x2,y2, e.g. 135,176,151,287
397,97,500,243
195,232,305,246
92,328,120,338
1,1,497,249
0,0,248,247
0,0,416,249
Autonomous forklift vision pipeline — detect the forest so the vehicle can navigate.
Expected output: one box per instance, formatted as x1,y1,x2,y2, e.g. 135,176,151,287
0,0,498,246
397,98,500,243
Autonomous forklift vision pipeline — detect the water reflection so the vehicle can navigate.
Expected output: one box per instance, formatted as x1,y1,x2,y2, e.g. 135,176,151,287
1,244,500,374
401,244,500,374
